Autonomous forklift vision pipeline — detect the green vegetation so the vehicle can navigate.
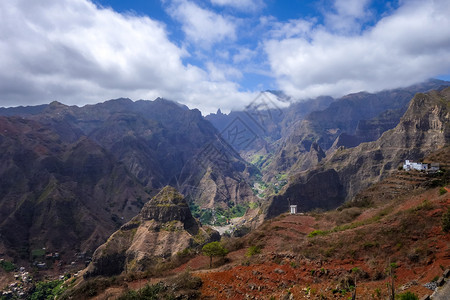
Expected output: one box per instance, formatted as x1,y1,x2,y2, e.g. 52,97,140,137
190,203,250,226
32,248,46,259
0,260,16,272
118,270,202,300
439,187,448,195
30,279,66,300
117,283,164,300
248,202,259,209
246,245,261,257
202,241,228,268
307,206,394,238
442,207,450,232
161,220,181,232
251,171,287,197
307,230,327,237
397,291,418,300
250,154,267,169
374,288,381,298
408,199,432,213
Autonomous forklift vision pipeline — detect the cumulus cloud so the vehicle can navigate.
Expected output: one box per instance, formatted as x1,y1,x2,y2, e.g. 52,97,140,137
210,0,265,12
0,0,253,113
265,0,450,99
166,0,236,47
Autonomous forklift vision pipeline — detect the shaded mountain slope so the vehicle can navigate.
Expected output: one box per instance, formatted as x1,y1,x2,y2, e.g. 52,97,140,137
0,116,149,261
31,98,257,210
266,87,450,217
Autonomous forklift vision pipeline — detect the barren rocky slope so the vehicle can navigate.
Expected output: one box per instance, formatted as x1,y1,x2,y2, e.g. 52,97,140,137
84,186,219,277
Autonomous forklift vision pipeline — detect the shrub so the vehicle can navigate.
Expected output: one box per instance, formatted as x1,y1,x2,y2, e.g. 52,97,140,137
0,260,16,272
307,230,327,237
168,270,202,291
246,245,261,257
30,280,66,300
398,291,419,300
117,283,164,300
439,187,448,195
442,207,450,232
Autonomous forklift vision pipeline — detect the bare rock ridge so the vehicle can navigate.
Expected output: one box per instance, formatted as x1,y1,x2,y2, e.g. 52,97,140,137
85,186,219,277
266,87,450,218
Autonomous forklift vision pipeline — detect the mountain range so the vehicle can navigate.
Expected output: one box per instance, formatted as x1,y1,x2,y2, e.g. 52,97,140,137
0,79,449,298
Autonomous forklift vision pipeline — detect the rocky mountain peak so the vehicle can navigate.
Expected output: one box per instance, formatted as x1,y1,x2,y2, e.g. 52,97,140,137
84,186,218,277
140,186,197,230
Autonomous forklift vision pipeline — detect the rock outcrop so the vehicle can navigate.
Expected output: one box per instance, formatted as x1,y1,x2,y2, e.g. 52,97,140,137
85,186,219,277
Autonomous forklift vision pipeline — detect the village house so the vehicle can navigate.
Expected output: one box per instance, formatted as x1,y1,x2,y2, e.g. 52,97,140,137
403,160,440,173
403,160,428,171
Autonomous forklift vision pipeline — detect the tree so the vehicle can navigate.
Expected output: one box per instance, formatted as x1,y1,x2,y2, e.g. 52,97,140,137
202,242,228,268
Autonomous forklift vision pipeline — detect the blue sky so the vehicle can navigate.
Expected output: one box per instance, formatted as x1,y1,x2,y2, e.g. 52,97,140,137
92,0,400,91
0,0,449,113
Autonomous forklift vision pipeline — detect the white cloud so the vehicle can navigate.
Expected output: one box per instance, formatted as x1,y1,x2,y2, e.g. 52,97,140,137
0,0,254,113
166,0,236,47
265,0,450,100
233,48,257,64
324,0,372,33
206,62,242,81
267,18,315,39
210,0,265,12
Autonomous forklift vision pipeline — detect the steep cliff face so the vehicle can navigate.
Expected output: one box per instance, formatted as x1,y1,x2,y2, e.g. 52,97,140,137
0,117,149,260
266,169,344,218
85,187,219,277
266,87,450,217
328,88,450,200
265,80,450,178
35,98,257,210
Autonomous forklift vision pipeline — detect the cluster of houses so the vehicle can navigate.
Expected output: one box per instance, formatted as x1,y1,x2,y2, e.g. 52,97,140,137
402,160,440,172
0,266,30,299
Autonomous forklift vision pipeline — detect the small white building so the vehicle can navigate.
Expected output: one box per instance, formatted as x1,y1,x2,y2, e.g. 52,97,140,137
403,160,428,171
290,205,297,214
